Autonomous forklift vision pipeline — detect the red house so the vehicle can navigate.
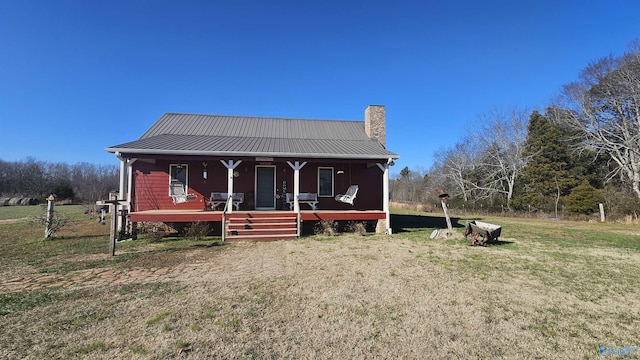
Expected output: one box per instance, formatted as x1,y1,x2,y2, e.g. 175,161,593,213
106,105,399,240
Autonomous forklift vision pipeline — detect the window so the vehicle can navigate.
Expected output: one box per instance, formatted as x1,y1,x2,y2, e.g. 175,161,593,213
318,167,334,197
169,164,188,196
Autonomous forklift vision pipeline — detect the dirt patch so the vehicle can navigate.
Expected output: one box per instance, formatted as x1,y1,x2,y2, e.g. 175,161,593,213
0,217,29,224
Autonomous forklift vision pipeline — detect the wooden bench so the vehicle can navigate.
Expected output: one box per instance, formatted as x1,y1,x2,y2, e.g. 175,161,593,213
285,192,318,210
210,192,244,211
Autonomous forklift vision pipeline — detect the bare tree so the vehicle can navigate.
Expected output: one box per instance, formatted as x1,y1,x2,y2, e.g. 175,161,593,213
17,157,50,197
69,162,119,203
0,158,118,203
554,43,640,198
433,140,477,202
390,166,430,203
464,108,529,209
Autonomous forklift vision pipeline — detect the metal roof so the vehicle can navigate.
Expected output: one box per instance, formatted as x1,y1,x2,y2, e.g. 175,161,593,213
106,112,399,160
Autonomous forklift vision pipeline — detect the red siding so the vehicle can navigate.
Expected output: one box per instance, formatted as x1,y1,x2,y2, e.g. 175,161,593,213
132,158,385,212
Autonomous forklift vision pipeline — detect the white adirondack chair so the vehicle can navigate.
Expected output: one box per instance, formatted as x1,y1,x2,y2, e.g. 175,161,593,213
335,185,359,205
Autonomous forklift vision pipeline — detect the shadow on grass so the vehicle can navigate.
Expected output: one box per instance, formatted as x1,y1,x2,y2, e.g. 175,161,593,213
53,234,108,240
466,238,515,247
490,239,514,246
205,242,225,247
113,237,226,258
391,214,465,233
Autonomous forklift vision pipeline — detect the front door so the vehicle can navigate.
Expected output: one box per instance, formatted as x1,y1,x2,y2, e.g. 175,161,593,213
255,166,276,209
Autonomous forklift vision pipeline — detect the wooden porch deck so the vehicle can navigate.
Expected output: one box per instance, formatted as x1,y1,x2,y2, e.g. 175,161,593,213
128,209,386,223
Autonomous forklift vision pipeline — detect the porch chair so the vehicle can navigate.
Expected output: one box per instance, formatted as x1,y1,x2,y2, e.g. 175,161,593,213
335,185,359,205
171,184,197,204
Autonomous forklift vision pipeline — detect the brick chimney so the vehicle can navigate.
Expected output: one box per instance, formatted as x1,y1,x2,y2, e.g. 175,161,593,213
365,105,386,147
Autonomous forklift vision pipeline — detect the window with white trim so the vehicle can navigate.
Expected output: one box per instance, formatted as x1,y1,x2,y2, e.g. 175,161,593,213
169,164,188,196
318,167,334,197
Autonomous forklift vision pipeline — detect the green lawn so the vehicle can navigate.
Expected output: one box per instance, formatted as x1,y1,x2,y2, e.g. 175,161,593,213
0,204,90,221
0,206,639,358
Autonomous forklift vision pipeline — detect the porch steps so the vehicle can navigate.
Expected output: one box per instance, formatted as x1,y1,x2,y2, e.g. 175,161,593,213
225,212,298,241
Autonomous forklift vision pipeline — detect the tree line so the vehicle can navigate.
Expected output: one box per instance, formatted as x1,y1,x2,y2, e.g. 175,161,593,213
391,41,640,219
0,157,119,204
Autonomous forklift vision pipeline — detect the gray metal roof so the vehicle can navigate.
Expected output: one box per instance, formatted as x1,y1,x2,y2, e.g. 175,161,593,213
106,113,399,160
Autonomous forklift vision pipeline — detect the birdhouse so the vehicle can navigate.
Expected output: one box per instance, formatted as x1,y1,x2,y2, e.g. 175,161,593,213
437,189,449,201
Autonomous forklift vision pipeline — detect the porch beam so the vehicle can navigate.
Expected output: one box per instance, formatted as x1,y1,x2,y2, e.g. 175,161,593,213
286,161,307,212
376,158,393,234
220,160,242,213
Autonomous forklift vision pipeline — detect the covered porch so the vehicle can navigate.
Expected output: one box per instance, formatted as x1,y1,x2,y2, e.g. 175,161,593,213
129,209,387,223
128,209,387,241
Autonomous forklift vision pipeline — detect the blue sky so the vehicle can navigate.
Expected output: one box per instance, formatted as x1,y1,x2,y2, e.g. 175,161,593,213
0,1,638,174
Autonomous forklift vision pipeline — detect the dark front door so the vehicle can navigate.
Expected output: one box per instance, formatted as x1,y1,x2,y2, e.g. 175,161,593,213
255,166,275,209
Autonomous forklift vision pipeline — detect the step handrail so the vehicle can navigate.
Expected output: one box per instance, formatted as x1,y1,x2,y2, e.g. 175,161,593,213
221,194,232,242
296,194,301,238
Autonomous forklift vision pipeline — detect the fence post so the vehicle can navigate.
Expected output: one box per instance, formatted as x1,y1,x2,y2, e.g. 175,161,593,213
45,194,56,238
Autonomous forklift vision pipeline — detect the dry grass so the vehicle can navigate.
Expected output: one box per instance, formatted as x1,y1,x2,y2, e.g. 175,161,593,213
1,207,640,358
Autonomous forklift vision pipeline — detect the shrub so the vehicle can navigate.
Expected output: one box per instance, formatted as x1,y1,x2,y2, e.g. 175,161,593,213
135,222,170,242
184,221,211,240
147,231,164,243
564,181,603,215
313,220,338,236
602,185,640,220
345,221,367,236
30,208,70,238
137,222,171,234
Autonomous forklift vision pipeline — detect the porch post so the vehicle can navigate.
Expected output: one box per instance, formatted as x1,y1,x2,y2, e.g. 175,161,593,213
220,160,242,213
126,158,137,211
115,152,127,236
376,158,393,234
286,161,307,212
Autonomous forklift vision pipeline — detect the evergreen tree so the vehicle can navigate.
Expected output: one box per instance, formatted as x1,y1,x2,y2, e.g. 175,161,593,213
564,180,603,215
513,111,579,212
